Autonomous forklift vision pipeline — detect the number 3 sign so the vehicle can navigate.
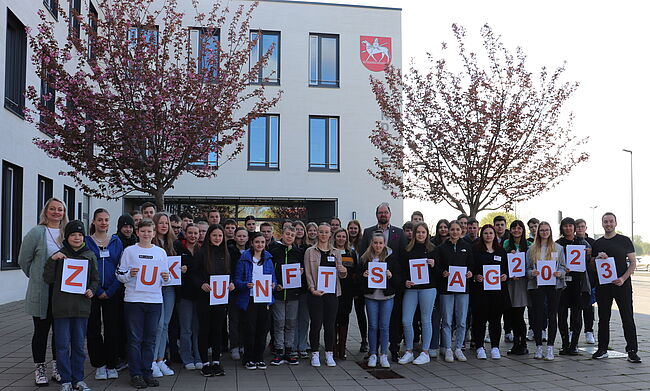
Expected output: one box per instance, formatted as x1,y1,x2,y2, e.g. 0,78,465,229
596,257,617,285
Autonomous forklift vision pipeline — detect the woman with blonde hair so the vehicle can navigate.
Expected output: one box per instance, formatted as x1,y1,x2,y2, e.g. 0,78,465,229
305,222,318,247
19,197,69,386
151,212,177,377
526,221,566,361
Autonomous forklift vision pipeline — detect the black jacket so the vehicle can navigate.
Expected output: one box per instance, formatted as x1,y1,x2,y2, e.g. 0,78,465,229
401,242,440,290
435,239,474,295
191,246,231,303
358,225,408,265
471,247,509,294
358,253,402,297
174,240,199,301
269,241,305,301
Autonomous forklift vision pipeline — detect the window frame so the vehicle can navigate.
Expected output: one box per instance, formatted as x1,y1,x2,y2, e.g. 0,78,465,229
43,0,58,20
69,0,81,39
88,2,98,59
63,185,76,221
250,30,281,85
4,9,27,118
37,175,53,223
308,33,340,88
1,161,23,270
308,115,340,172
247,114,280,171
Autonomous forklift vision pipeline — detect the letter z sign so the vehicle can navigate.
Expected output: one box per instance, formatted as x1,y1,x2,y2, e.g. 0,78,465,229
61,259,88,294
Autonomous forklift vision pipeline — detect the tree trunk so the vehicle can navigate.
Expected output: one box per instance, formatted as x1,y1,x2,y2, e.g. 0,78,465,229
154,189,165,211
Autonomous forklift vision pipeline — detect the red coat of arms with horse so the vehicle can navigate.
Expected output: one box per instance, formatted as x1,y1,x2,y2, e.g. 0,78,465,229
360,36,392,72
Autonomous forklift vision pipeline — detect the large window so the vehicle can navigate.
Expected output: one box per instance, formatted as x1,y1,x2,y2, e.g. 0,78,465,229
309,34,339,87
4,10,27,117
40,69,56,123
63,185,75,220
69,0,81,38
2,161,23,269
37,175,53,223
188,28,219,77
309,116,339,171
248,115,279,170
250,31,280,84
43,0,58,20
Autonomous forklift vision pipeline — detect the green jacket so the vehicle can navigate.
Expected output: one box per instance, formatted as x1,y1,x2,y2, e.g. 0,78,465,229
42,245,99,319
18,226,52,319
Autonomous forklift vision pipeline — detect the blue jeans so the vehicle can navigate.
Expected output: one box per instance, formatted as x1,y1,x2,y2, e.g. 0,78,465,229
154,286,175,360
440,293,469,350
125,302,161,378
293,293,310,352
177,298,201,365
365,297,394,355
53,317,88,384
402,288,437,351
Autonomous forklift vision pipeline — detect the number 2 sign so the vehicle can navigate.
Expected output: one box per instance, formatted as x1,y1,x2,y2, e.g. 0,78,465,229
507,252,525,278
596,257,617,285
566,245,586,272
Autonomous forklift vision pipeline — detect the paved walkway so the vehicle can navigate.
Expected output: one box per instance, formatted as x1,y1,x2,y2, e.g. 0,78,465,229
2,277,650,391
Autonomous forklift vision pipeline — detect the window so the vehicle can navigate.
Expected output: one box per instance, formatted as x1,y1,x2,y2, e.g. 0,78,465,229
43,0,58,20
188,28,219,77
40,69,56,123
4,10,27,117
2,161,23,269
309,34,339,87
88,2,98,59
248,115,279,170
69,0,81,38
63,185,75,220
250,31,280,84
309,116,339,171
128,26,159,53
37,175,53,223
82,194,91,228
188,136,219,169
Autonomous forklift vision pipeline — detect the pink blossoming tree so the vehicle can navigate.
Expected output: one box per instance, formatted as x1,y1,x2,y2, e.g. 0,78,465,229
369,24,589,217
26,0,280,208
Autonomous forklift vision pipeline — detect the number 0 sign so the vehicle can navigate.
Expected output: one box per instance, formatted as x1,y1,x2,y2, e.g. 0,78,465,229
566,245,586,272
507,252,525,278
596,257,617,285
536,260,557,286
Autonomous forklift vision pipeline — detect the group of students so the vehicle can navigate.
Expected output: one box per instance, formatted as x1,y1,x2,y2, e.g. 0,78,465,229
17,198,641,391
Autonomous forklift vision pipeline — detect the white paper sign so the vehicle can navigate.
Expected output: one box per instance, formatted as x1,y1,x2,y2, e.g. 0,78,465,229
409,258,429,285
367,262,387,289
566,245,586,273
163,256,182,286
281,264,301,289
209,275,229,305
596,257,618,285
483,265,501,291
507,252,526,278
317,266,337,294
536,260,557,286
253,274,272,303
61,258,88,294
447,266,467,293
135,260,162,292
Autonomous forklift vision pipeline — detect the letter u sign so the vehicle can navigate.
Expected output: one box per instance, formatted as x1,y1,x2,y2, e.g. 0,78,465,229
135,263,161,292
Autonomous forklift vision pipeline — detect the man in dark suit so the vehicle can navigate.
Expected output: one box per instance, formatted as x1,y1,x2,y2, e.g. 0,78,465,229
359,202,408,362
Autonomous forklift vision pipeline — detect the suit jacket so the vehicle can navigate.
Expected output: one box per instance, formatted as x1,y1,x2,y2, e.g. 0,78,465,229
358,224,408,266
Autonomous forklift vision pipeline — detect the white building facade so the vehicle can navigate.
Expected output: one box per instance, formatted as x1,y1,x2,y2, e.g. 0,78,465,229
0,0,402,303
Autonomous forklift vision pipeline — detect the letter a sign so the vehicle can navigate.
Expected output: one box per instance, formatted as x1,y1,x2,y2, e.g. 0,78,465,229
61,259,88,294
447,266,467,293
209,275,229,305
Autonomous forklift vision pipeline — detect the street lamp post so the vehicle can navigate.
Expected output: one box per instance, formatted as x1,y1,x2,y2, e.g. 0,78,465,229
590,205,598,236
622,149,634,240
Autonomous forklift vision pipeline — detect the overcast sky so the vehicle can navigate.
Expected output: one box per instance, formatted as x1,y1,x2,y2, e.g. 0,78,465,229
297,0,650,240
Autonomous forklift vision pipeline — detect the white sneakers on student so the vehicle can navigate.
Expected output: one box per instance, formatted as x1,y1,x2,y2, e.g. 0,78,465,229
106,368,118,379
585,332,596,344
94,366,107,380
325,351,336,367
151,362,163,378
398,351,414,364
544,346,555,361
231,348,241,361
428,348,439,358
527,329,535,341
157,361,174,376
534,346,543,359
491,347,501,360
379,354,390,368
413,352,430,365
444,349,454,363
476,347,487,360
367,354,377,367
454,349,467,362
311,352,321,367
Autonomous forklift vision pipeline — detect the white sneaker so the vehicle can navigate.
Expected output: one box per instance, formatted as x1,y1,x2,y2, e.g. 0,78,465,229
454,349,467,362
194,362,203,370
491,347,501,359
398,351,414,364
157,361,174,376
428,348,438,358
325,351,336,367
527,329,535,341
94,366,107,380
544,346,555,361
444,348,454,363
505,332,514,342
367,354,377,368
184,363,195,370
106,368,118,379
311,352,321,367
231,348,241,361
476,347,487,360
484,335,491,343
379,354,390,368
542,330,548,342
413,352,430,365
534,346,543,359
585,332,596,344
151,362,163,378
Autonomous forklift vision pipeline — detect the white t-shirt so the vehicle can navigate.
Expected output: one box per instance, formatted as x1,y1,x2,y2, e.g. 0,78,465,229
116,244,167,304
45,227,61,257
250,260,263,296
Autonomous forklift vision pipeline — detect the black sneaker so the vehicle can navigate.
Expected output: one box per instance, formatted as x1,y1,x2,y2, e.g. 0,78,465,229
286,350,299,365
299,351,309,359
143,377,159,387
559,347,570,355
359,341,369,353
271,351,285,366
130,376,148,389
256,361,267,370
592,349,608,359
567,346,579,356
201,364,213,377
628,351,642,363
245,361,257,370
212,363,225,376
